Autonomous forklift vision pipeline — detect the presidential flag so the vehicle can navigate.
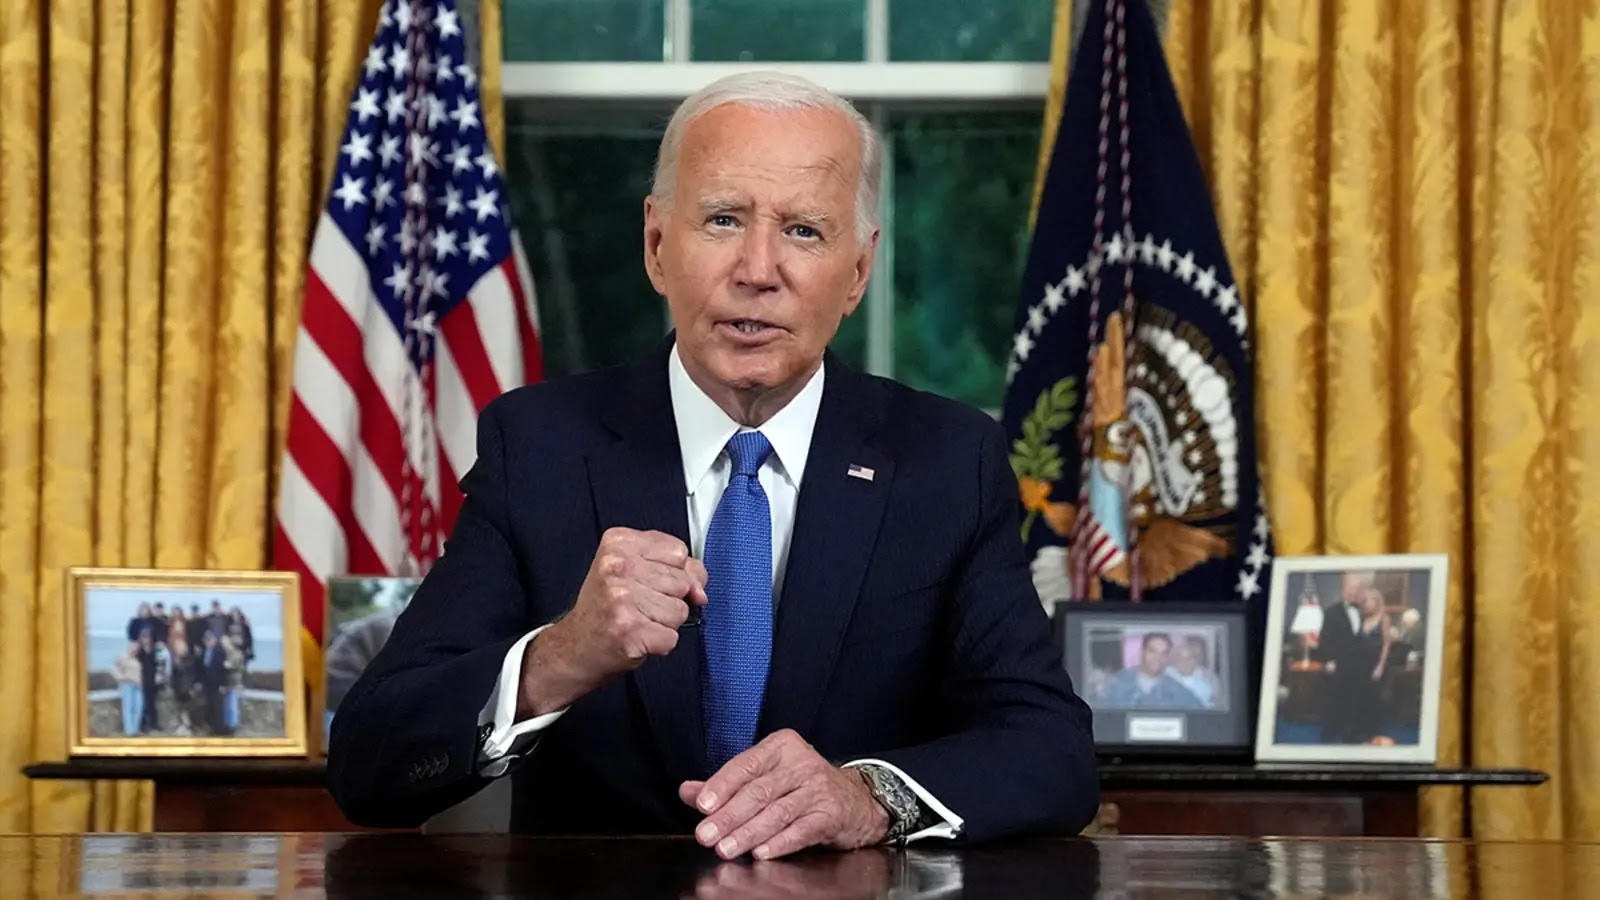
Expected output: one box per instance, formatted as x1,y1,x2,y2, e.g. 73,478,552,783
275,0,542,647
1001,0,1273,609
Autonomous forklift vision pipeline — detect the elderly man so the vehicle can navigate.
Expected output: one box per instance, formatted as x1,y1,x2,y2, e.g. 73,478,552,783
328,71,1098,857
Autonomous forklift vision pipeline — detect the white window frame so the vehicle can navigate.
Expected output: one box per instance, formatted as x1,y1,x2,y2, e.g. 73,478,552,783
500,0,1049,377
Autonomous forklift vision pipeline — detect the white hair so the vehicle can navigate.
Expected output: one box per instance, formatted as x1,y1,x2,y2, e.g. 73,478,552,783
650,71,883,244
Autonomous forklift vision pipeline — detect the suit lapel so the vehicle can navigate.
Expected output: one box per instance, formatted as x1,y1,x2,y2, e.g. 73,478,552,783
587,350,708,783
762,360,893,740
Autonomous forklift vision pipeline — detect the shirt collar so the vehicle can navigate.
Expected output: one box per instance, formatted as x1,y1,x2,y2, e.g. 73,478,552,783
668,343,824,495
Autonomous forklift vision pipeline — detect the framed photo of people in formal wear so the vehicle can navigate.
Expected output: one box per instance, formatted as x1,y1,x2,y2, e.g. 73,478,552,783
321,575,421,752
1056,602,1251,755
1255,554,1449,763
65,567,306,757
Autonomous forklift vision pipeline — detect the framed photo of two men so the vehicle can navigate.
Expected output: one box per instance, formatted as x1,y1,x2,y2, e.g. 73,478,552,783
1255,554,1449,764
1056,602,1253,756
64,567,307,757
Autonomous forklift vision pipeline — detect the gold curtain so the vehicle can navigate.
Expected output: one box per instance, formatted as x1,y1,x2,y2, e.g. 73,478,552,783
0,0,386,838
1037,0,1600,840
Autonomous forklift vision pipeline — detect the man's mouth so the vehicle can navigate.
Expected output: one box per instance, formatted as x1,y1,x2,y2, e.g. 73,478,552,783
723,319,780,335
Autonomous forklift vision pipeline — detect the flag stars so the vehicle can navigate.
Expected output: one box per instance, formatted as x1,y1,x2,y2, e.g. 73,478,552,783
1027,305,1047,334
341,131,374,166
447,142,473,173
467,186,500,222
407,132,438,168
1005,358,1021,384
430,228,460,260
1140,234,1158,265
399,219,419,255
372,177,395,210
1156,240,1176,271
439,184,464,219
1246,542,1271,571
389,43,410,77
394,0,413,31
456,63,477,88
1105,232,1127,264
332,175,366,210
1043,281,1067,312
465,230,491,262
366,223,386,255
385,90,407,124
351,88,381,123
474,149,499,179
363,45,387,78
1175,252,1197,282
384,262,413,298
421,266,451,300
1013,331,1035,362
1254,513,1272,540
435,7,462,38
1064,265,1088,296
1215,283,1239,313
1194,265,1218,297
1236,569,1261,600
425,92,448,131
435,55,455,82
1231,307,1249,336
378,134,403,167
451,97,480,131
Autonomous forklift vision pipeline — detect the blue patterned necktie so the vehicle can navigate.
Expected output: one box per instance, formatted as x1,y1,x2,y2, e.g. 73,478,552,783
702,431,775,771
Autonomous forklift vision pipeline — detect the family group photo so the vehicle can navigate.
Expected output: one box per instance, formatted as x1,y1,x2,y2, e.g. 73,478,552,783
76,578,294,745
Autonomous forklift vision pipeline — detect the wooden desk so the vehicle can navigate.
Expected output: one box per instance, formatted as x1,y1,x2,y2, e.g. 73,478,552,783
7,833,1596,897
23,759,1545,837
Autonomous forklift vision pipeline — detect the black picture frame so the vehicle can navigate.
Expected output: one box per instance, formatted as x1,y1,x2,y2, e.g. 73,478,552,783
1055,601,1253,758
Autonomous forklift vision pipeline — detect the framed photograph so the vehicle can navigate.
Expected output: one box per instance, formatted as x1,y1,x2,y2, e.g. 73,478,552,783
66,567,307,757
1056,602,1252,755
1255,554,1449,763
322,575,421,751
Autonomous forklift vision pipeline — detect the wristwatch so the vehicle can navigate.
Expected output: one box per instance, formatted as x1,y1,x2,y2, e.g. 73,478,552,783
855,764,922,845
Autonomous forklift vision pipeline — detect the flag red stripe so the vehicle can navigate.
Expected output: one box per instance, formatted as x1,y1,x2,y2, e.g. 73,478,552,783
276,523,325,644
287,397,387,577
502,257,543,382
438,301,504,410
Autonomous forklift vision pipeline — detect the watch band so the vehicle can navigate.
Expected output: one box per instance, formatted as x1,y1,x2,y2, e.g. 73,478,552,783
855,763,922,844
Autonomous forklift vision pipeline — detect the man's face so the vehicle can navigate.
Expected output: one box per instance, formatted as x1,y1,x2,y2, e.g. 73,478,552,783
644,104,877,406
1173,642,1198,675
1340,572,1374,604
1140,637,1170,677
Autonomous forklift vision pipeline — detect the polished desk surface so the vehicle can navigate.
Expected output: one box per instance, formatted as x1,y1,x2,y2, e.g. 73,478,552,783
6,833,1596,898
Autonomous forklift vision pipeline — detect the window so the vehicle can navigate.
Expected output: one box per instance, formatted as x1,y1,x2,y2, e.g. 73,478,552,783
502,0,1050,411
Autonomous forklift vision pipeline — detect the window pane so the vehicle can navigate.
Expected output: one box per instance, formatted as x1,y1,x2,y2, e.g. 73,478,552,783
503,0,665,62
503,107,670,376
692,0,865,62
888,0,1052,62
890,110,1042,409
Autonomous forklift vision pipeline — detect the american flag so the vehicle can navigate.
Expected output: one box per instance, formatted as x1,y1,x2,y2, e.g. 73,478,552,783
275,0,541,645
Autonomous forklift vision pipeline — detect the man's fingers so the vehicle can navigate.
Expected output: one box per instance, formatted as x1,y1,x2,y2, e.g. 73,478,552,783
696,735,788,815
679,780,707,807
696,770,802,854
634,531,692,567
624,560,699,605
710,785,806,860
685,557,709,605
633,589,692,630
751,811,832,860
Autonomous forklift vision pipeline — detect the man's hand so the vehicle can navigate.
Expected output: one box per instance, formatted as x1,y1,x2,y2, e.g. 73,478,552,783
679,730,889,861
517,528,707,718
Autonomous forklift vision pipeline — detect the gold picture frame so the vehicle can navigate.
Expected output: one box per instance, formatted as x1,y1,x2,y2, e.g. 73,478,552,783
65,567,308,757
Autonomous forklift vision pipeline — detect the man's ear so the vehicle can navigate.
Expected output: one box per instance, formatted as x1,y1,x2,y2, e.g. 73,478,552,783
643,196,667,294
842,227,881,316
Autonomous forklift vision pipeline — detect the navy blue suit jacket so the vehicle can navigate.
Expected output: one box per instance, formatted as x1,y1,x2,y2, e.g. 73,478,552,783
327,347,1099,840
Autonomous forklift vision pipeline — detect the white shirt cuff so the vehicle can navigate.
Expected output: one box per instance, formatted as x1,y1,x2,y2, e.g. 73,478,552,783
843,758,964,841
475,625,567,777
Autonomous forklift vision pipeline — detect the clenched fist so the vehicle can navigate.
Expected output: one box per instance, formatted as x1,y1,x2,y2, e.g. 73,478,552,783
517,528,708,718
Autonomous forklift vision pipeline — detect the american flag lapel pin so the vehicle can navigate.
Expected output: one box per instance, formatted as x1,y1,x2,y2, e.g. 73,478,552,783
847,463,875,482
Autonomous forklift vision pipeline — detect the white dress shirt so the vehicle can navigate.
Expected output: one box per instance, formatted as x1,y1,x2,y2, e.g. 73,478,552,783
473,345,961,842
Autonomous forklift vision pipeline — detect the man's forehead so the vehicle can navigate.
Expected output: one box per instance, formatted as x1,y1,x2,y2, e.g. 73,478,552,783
679,105,859,177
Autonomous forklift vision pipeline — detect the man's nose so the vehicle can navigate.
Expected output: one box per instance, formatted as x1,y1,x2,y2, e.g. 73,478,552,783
734,228,781,291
